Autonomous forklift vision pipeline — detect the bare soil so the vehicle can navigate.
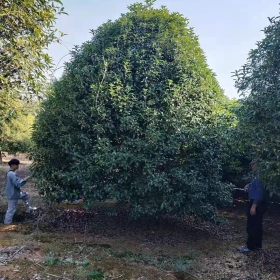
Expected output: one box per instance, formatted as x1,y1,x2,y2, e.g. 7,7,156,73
0,156,280,280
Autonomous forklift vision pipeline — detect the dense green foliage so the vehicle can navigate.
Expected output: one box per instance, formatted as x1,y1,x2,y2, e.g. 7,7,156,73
214,100,251,187
0,0,65,96
0,0,65,162
234,13,280,196
0,100,35,162
32,1,233,222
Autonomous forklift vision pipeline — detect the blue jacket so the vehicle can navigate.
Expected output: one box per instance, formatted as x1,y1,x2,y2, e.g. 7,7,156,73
5,170,28,199
248,176,265,205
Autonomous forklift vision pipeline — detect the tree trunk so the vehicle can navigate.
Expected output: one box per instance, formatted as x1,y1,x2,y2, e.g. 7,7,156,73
0,151,2,164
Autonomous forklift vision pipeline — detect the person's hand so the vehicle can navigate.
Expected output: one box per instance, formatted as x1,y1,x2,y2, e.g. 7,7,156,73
250,204,257,216
29,173,33,179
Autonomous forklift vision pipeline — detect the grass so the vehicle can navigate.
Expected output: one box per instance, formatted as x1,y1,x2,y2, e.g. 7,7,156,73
88,270,105,280
106,248,195,272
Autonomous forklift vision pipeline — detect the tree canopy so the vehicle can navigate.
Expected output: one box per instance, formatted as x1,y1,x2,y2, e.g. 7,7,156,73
234,13,280,196
32,0,233,222
0,0,65,163
0,0,65,97
0,100,35,163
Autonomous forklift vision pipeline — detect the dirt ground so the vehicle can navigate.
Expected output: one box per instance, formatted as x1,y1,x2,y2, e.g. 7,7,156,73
0,156,280,280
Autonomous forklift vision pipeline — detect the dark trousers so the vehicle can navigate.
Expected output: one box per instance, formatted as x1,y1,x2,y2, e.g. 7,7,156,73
246,199,267,250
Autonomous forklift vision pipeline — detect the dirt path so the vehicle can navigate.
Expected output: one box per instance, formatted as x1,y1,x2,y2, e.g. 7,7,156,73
0,161,280,280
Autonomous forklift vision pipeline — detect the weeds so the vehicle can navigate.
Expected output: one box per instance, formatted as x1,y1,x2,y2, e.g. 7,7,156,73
106,249,194,272
45,253,61,267
44,253,89,267
88,269,104,280
64,257,90,266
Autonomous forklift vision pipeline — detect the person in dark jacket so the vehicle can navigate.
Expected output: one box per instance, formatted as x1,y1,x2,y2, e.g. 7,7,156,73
3,158,36,225
237,160,267,253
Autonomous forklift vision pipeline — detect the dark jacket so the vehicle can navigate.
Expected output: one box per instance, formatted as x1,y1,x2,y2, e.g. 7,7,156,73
248,176,265,205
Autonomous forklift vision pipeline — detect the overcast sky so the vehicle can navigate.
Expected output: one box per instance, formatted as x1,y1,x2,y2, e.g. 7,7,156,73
48,0,280,99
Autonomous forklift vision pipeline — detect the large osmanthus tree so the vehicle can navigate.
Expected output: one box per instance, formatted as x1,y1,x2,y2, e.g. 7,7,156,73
32,0,233,222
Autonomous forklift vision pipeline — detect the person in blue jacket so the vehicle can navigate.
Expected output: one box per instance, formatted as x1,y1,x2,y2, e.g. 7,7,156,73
237,160,267,253
3,158,36,225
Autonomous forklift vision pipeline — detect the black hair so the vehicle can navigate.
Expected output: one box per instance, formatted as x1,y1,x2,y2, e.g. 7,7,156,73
8,158,20,166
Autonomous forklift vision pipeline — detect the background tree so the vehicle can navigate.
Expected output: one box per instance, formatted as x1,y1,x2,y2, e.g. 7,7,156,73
0,0,65,97
0,99,35,163
32,0,233,222
234,12,280,197
212,99,251,187
0,0,65,163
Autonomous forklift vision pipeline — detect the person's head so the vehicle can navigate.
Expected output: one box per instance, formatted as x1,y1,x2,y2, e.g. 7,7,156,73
8,158,20,170
249,159,258,172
